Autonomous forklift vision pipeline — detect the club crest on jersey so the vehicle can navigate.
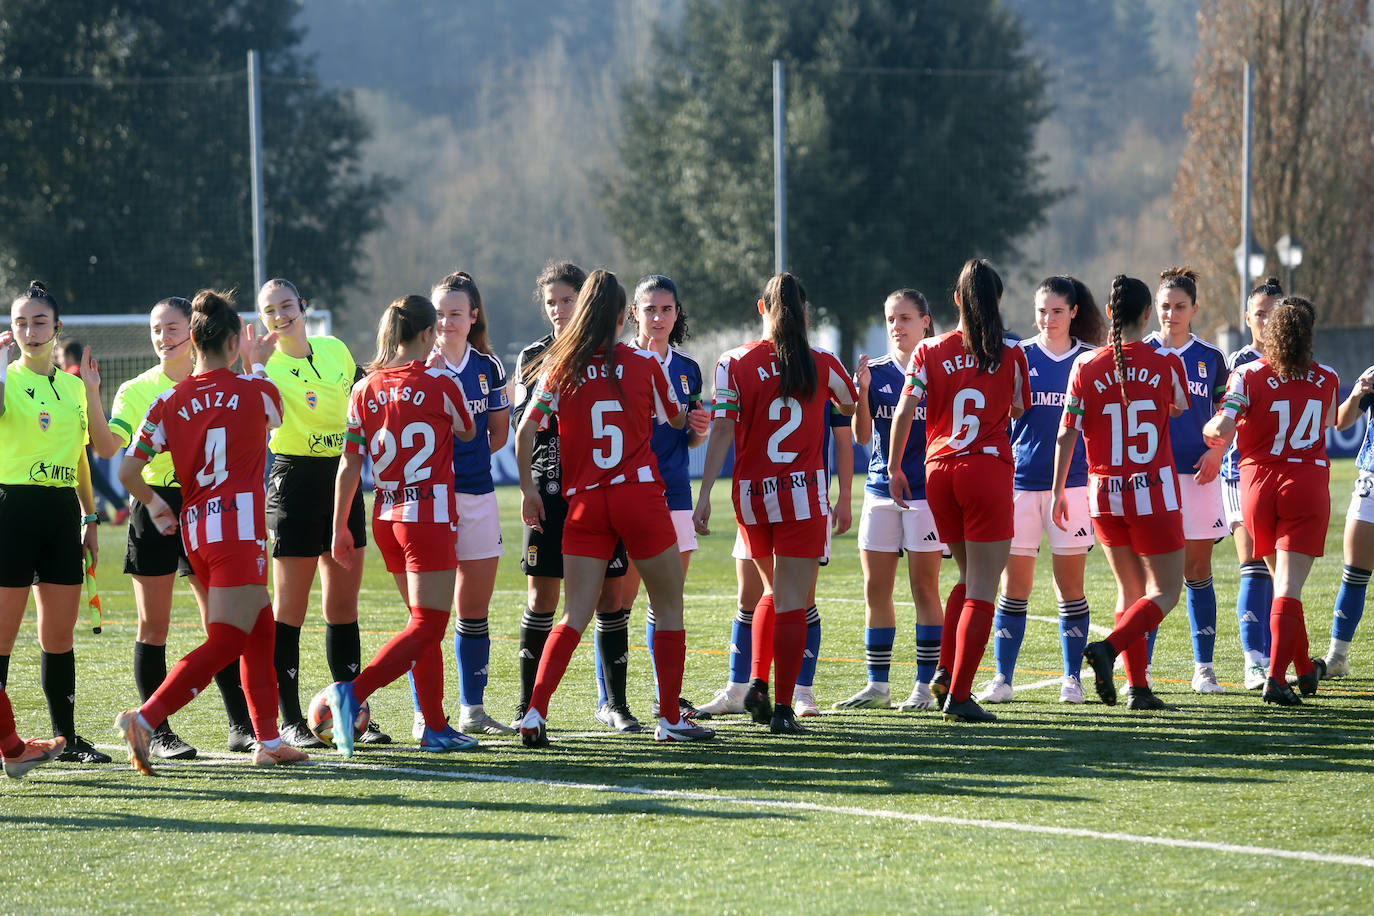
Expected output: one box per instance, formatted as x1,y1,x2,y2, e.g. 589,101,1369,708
680,374,690,395
37,410,50,431
1197,361,1207,379
477,374,489,395
526,546,538,567
306,390,318,410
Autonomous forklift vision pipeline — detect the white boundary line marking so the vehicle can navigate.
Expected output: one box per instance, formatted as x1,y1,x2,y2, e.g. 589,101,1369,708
50,752,1374,869
1010,677,1062,693
1027,613,1112,636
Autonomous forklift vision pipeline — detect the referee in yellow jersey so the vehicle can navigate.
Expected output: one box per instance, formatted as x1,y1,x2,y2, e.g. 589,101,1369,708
0,282,110,763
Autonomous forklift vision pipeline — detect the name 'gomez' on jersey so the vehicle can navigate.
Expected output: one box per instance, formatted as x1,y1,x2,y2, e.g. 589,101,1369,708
714,340,857,525
531,343,682,496
132,368,283,551
1063,343,1189,519
1219,360,1339,469
344,363,474,523
902,331,1030,464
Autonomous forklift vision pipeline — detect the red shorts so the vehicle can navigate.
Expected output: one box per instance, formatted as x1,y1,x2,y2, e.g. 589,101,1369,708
373,518,458,573
186,538,268,588
1091,511,1185,556
925,454,1014,543
1241,463,1330,558
564,483,676,561
739,515,829,559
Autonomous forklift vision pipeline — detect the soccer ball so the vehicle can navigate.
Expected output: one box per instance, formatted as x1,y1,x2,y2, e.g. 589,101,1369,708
306,688,371,746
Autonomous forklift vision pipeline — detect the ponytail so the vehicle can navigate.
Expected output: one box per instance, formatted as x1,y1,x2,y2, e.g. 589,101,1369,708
954,259,1004,372
539,269,626,394
367,295,437,371
763,272,816,401
1106,275,1153,405
189,289,242,358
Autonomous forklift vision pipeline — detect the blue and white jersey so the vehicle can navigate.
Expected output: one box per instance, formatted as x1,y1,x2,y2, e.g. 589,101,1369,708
1145,332,1228,471
1355,382,1374,475
647,345,703,511
862,354,927,500
1221,344,1263,482
1012,337,1092,491
440,345,509,495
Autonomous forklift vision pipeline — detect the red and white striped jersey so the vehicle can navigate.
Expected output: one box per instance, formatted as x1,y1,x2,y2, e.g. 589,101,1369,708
1220,359,1338,470
131,368,282,552
1063,343,1189,519
344,362,473,523
712,340,856,525
902,330,1029,464
531,343,681,496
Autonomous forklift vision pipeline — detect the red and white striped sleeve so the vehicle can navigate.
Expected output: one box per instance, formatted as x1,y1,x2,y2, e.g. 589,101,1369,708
130,392,171,459
1009,344,1031,412
712,351,740,420
648,352,683,424
902,341,930,402
819,350,858,406
1168,354,1190,412
254,376,283,431
434,369,473,434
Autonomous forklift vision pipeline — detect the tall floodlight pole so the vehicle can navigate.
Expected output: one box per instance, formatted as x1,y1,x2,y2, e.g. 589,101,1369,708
1239,60,1253,326
773,59,787,275
248,50,267,295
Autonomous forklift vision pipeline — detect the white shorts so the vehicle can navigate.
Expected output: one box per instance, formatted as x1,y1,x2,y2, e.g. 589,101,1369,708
1009,488,1093,557
856,492,944,554
732,523,832,562
671,508,698,553
1222,477,1245,531
1178,474,1227,541
1347,470,1374,526
455,491,504,561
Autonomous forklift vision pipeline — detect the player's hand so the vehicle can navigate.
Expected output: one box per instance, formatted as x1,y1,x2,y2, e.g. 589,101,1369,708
81,518,99,571
0,329,16,360
79,345,101,391
425,347,445,370
331,529,355,568
1357,366,1374,396
888,469,911,509
241,324,279,370
687,406,711,435
832,499,852,536
1051,492,1070,531
147,494,179,536
521,488,545,532
1194,446,1223,485
692,498,711,536
855,354,871,391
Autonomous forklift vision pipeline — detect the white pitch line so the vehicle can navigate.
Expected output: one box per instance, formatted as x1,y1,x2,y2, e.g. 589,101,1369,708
53,753,1374,869
1010,677,1062,693
1027,613,1112,636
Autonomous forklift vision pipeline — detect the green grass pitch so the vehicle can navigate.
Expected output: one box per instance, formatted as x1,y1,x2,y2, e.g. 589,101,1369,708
2,463,1371,912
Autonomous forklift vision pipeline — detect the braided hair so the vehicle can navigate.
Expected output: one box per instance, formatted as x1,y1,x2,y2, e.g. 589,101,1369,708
1106,275,1153,405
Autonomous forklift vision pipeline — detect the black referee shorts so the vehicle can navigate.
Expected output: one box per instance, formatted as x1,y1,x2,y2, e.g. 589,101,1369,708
520,486,628,579
266,453,368,558
0,484,83,587
123,485,193,578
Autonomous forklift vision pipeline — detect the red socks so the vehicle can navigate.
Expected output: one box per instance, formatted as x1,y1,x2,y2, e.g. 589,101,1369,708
750,594,776,683
239,606,280,743
1269,597,1307,680
653,629,686,724
1115,610,1150,687
950,599,994,701
353,607,450,704
141,622,248,729
0,687,22,758
529,624,582,717
412,641,447,731
1106,598,1165,656
939,583,967,672
772,610,807,706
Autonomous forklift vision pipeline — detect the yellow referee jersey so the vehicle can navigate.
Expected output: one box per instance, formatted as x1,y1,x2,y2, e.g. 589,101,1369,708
110,364,179,487
264,336,356,457
0,362,89,487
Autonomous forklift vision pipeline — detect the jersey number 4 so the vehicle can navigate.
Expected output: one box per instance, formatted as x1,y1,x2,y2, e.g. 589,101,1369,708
196,426,228,488
1268,399,1323,455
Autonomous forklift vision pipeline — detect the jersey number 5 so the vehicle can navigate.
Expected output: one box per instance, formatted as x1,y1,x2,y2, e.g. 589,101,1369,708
591,400,625,470
1102,401,1159,466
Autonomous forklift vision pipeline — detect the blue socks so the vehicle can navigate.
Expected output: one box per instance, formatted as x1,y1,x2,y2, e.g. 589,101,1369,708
865,626,897,684
992,596,1028,682
645,605,658,695
1058,597,1089,678
1333,565,1370,643
728,607,753,685
1185,576,1217,665
455,617,490,707
1237,560,1273,662
797,606,821,688
915,625,942,684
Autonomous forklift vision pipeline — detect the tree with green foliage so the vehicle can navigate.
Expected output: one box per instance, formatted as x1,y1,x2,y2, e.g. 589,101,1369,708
605,0,1057,361
0,0,391,311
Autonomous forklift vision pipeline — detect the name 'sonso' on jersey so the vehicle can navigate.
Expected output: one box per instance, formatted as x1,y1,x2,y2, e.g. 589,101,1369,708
362,384,431,414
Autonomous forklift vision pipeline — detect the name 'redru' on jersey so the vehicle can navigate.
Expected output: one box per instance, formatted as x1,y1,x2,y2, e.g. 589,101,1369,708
531,342,681,496
131,368,283,551
902,330,1029,464
344,362,473,524
1219,360,1339,470
1063,342,1189,519
713,340,856,525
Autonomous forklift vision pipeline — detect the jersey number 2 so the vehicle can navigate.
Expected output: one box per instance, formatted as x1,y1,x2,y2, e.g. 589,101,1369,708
767,397,803,463
371,422,436,485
